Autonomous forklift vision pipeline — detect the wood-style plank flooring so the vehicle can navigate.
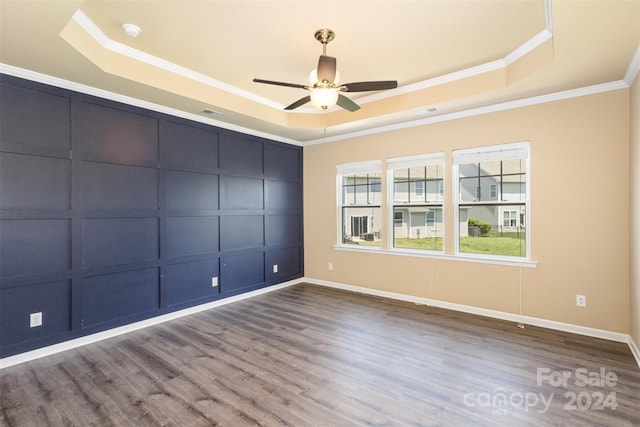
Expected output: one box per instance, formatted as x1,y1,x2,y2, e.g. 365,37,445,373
1,283,639,426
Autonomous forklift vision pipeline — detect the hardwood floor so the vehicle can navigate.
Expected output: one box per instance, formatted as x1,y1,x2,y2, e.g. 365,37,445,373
1,283,639,426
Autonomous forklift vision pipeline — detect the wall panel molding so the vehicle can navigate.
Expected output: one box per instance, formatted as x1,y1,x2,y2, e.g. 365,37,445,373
0,74,303,358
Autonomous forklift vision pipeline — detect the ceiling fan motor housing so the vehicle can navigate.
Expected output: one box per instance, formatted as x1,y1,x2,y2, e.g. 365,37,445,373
314,28,335,46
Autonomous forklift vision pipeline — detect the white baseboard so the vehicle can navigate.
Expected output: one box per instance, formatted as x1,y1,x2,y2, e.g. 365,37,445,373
629,336,640,369
0,279,299,370
304,277,639,368
4,277,638,371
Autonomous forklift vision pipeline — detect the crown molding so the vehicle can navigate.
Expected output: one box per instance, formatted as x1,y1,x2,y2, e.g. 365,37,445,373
71,10,283,110
0,63,301,146
624,45,640,86
1,63,629,148
2,63,629,148
304,81,629,146
69,3,556,114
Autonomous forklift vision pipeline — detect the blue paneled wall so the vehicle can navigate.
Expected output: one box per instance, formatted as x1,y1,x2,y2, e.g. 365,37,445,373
0,75,304,357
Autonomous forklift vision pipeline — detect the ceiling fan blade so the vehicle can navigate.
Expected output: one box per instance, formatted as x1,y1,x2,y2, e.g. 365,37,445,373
336,94,360,112
253,78,307,89
284,96,311,110
342,81,398,92
317,55,337,84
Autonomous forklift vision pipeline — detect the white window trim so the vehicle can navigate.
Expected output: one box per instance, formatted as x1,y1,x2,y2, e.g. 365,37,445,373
453,141,531,262
336,160,382,248
387,153,445,253
336,160,381,175
453,142,529,164
334,245,537,268
333,148,537,268
387,152,444,169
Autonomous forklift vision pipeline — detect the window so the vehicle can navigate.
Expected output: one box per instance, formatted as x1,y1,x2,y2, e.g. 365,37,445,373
351,216,369,236
503,210,517,227
426,211,436,227
454,142,529,258
394,211,404,226
337,161,382,247
414,181,424,197
388,153,444,252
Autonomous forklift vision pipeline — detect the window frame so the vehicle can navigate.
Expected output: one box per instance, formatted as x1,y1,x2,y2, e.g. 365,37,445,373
387,153,445,254
453,141,531,261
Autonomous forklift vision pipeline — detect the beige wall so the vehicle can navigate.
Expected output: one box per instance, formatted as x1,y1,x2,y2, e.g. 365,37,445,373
304,89,631,334
631,73,640,346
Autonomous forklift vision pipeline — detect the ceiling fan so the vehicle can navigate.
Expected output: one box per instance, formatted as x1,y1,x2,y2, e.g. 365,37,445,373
253,28,398,112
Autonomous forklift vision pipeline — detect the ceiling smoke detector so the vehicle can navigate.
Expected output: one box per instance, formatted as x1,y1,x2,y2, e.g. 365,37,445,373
122,23,142,38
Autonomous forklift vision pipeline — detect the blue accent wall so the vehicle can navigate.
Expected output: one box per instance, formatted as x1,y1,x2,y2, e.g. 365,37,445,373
0,75,304,357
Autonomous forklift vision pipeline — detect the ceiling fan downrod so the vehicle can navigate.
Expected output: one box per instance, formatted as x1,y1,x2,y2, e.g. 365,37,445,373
314,28,335,56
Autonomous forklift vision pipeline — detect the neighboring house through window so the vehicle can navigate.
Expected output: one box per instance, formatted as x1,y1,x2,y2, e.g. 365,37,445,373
388,153,444,252
337,161,382,246
503,210,518,227
336,143,530,262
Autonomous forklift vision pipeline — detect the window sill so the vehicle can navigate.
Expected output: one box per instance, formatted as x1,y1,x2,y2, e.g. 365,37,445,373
333,245,537,268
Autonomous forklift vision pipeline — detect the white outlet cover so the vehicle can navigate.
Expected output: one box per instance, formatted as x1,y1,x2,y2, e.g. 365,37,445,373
273,264,278,273
211,277,218,287
30,312,43,328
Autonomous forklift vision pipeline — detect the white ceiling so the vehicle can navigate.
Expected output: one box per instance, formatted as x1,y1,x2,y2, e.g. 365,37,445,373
1,0,639,145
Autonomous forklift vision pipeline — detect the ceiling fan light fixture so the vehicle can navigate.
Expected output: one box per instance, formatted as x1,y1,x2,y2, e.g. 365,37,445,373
310,87,339,110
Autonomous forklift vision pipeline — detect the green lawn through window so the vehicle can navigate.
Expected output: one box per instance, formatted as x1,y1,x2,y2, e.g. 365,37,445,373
394,232,526,257
459,232,526,257
394,237,443,251
349,232,526,257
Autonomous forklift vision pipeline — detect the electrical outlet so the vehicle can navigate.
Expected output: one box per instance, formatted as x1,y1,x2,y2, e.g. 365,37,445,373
328,262,333,271
211,277,218,287
30,312,43,328
273,264,278,273
576,294,586,307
